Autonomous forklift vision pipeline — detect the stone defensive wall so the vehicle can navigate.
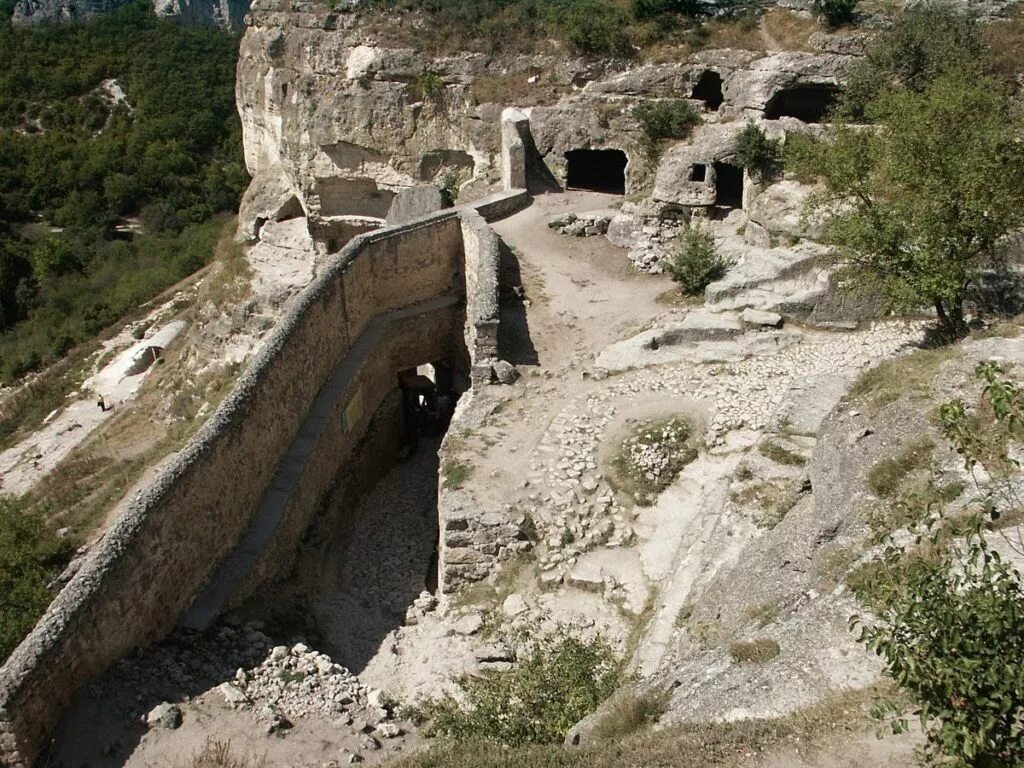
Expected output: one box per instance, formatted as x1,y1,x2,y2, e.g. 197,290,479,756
0,189,528,768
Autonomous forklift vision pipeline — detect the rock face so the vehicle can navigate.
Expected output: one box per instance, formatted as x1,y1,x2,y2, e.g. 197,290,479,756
233,2,854,257
11,0,249,28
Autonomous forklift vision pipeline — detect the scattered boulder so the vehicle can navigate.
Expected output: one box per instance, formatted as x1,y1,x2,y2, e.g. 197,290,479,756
491,359,519,385
741,308,784,328
217,682,252,708
145,702,183,730
548,210,613,237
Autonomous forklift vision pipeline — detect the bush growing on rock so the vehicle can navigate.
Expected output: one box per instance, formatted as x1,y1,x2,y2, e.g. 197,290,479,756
734,122,781,183
666,229,733,296
811,0,857,29
416,630,619,746
853,362,1024,767
632,100,701,147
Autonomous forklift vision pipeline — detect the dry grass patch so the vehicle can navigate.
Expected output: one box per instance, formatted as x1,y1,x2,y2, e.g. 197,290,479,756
610,416,697,506
185,741,267,768
743,602,779,628
867,439,934,498
468,72,570,107
814,544,862,591
986,7,1024,80
731,480,799,529
760,9,821,52
848,347,960,413
728,638,781,664
758,439,806,466
592,689,670,740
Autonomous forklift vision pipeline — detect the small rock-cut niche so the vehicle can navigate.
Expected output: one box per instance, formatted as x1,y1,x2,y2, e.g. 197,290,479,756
418,149,475,182
275,194,305,222
564,149,628,195
691,70,724,111
764,84,841,123
713,162,743,208
314,177,395,219
690,163,707,183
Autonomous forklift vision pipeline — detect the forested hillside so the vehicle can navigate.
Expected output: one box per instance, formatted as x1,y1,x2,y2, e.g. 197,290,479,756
365,0,761,54
0,1,246,381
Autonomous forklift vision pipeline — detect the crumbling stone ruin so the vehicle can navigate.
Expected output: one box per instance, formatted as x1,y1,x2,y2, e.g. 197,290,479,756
5,2,1015,766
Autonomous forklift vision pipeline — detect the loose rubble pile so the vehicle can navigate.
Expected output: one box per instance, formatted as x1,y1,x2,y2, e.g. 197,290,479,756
89,623,402,745
607,204,688,274
521,321,921,582
615,417,697,501
547,211,613,237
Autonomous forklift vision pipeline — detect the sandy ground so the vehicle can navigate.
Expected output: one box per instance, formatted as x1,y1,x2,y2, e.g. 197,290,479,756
0,302,189,497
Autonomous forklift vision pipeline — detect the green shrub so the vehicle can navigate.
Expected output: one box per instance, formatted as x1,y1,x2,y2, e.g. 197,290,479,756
632,100,701,144
0,496,73,661
852,362,1024,766
811,0,856,29
733,122,782,183
553,1,634,56
666,228,733,295
410,68,445,102
418,630,619,746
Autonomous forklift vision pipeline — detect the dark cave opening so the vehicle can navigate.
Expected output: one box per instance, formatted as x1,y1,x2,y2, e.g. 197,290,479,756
763,84,841,123
691,163,707,182
564,149,628,195
714,162,743,208
691,70,724,111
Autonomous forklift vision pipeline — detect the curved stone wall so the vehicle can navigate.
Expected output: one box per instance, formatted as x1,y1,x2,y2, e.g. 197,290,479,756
0,189,527,768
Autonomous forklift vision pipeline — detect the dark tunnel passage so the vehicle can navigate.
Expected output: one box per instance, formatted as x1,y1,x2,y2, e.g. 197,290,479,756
764,84,841,123
691,70,724,111
714,162,743,208
564,149,628,195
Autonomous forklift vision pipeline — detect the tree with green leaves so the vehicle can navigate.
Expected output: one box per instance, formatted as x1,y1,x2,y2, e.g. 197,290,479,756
790,73,1024,338
853,361,1024,767
734,121,781,184
838,4,988,121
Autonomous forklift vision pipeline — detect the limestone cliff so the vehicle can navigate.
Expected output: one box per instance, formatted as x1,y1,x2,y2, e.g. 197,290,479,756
11,0,249,30
235,0,855,315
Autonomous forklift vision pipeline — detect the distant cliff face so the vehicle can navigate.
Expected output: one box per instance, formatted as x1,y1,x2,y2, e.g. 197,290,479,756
11,0,249,30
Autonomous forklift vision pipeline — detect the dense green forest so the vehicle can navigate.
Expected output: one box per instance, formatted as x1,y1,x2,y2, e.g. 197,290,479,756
0,1,246,382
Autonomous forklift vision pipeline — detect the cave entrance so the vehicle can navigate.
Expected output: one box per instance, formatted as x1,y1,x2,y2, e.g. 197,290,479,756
564,149,627,195
714,162,743,208
764,84,840,123
691,70,724,111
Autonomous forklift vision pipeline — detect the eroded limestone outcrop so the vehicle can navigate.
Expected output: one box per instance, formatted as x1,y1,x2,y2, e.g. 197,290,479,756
12,0,249,28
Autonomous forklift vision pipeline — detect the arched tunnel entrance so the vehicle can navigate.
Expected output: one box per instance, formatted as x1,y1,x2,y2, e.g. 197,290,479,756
714,162,744,209
691,70,724,111
564,149,628,194
764,84,841,123
272,360,460,675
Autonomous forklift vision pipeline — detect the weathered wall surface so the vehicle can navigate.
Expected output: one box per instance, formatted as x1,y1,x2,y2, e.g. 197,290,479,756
0,190,526,768
460,209,500,384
